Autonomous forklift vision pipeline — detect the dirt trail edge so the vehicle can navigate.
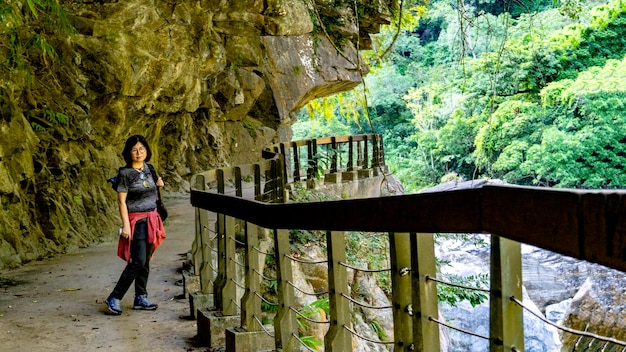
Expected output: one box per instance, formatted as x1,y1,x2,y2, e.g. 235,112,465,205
0,196,208,352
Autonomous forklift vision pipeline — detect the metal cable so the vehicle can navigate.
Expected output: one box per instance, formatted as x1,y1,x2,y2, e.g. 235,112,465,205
285,254,328,265
231,298,241,311
253,315,276,338
252,246,275,256
205,260,218,275
289,307,330,325
429,317,490,340
254,292,279,307
230,257,245,268
339,261,391,273
229,236,245,246
343,324,395,345
292,333,320,352
201,225,217,236
511,297,626,347
426,275,490,293
231,278,245,290
287,280,328,296
340,293,392,310
253,268,276,281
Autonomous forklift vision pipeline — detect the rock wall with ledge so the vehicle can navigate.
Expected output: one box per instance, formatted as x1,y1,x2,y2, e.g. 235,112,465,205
0,0,395,268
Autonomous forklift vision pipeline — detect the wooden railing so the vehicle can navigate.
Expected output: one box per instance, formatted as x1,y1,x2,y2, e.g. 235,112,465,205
187,135,626,352
263,134,386,189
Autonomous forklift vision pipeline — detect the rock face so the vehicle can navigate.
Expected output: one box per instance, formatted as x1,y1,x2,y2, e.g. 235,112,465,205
0,0,394,268
437,239,626,351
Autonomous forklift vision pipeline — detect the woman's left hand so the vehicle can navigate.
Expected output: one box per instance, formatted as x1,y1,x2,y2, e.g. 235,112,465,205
156,176,164,188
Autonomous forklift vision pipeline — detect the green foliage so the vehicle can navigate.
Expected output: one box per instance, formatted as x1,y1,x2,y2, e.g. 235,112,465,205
28,109,70,131
437,273,490,307
295,0,626,192
369,319,388,341
298,335,323,349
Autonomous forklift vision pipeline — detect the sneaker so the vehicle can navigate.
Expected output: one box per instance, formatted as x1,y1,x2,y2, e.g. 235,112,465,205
105,296,122,315
133,295,158,310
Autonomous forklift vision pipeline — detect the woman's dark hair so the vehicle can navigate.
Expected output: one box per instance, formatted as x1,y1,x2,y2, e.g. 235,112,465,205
121,134,152,166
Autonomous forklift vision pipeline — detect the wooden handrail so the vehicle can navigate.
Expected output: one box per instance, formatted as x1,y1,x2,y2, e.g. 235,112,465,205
190,136,626,351
191,181,626,274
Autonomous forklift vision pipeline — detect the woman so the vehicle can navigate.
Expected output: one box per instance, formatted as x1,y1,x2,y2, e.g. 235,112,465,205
105,135,166,315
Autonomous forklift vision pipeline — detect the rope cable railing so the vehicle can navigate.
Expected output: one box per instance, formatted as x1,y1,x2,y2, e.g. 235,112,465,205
254,292,279,307
201,224,218,236
428,316,490,341
425,275,490,293
252,246,275,256
284,254,328,265
343,324,395,345
231,297,242,311
287,280,329,296
230,278,245,290
229,257,246,268
205,260,218,275
229,236,245,246
338,261,391,273
252,268,276,282
292,333,320,352
340,293,392,310
289,306,330,325
510,296,626,347
253,315,276,338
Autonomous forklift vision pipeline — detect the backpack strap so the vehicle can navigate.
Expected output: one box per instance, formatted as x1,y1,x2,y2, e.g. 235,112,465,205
146,164,162,200
146,163,158,184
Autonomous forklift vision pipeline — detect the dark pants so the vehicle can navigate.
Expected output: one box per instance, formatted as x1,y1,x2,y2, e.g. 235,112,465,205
111,220,154,299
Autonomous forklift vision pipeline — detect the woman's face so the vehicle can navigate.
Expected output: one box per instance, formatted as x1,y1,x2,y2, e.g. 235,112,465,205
130,142,147,163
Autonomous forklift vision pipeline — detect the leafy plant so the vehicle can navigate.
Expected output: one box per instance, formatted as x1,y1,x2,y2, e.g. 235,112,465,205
368,319,388,341
437,273,490,308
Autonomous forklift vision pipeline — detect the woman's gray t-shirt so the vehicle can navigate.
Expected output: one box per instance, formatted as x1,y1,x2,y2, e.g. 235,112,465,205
115,166,157,213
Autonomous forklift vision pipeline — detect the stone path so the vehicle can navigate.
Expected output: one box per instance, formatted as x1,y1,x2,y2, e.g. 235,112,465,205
0,196,210,352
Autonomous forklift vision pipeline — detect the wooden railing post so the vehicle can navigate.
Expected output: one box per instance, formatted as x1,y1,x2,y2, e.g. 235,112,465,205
213,170,238,316
213,170,226,306
269,157,285,203
307,139,318,180
490,235,524,352
325,231,351,351
356,138,364,169
330,137,338,173
193,175,206,276
273,228,299,350
219,215,238,316
279,143,289,185
411,233,440,351
362,135,369,169
253,164,262,201
195,175,215,294
234,166,243,197
347,136,355,172
241,221,262,331
372,134,380,168
379,134,385,166
292,142,301,182
390,232,414,351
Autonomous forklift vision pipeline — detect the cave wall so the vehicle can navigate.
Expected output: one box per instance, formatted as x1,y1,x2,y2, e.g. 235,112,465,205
0,0,394,269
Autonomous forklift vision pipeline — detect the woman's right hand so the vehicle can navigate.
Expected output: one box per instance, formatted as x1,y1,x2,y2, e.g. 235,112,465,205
121,225,131,239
